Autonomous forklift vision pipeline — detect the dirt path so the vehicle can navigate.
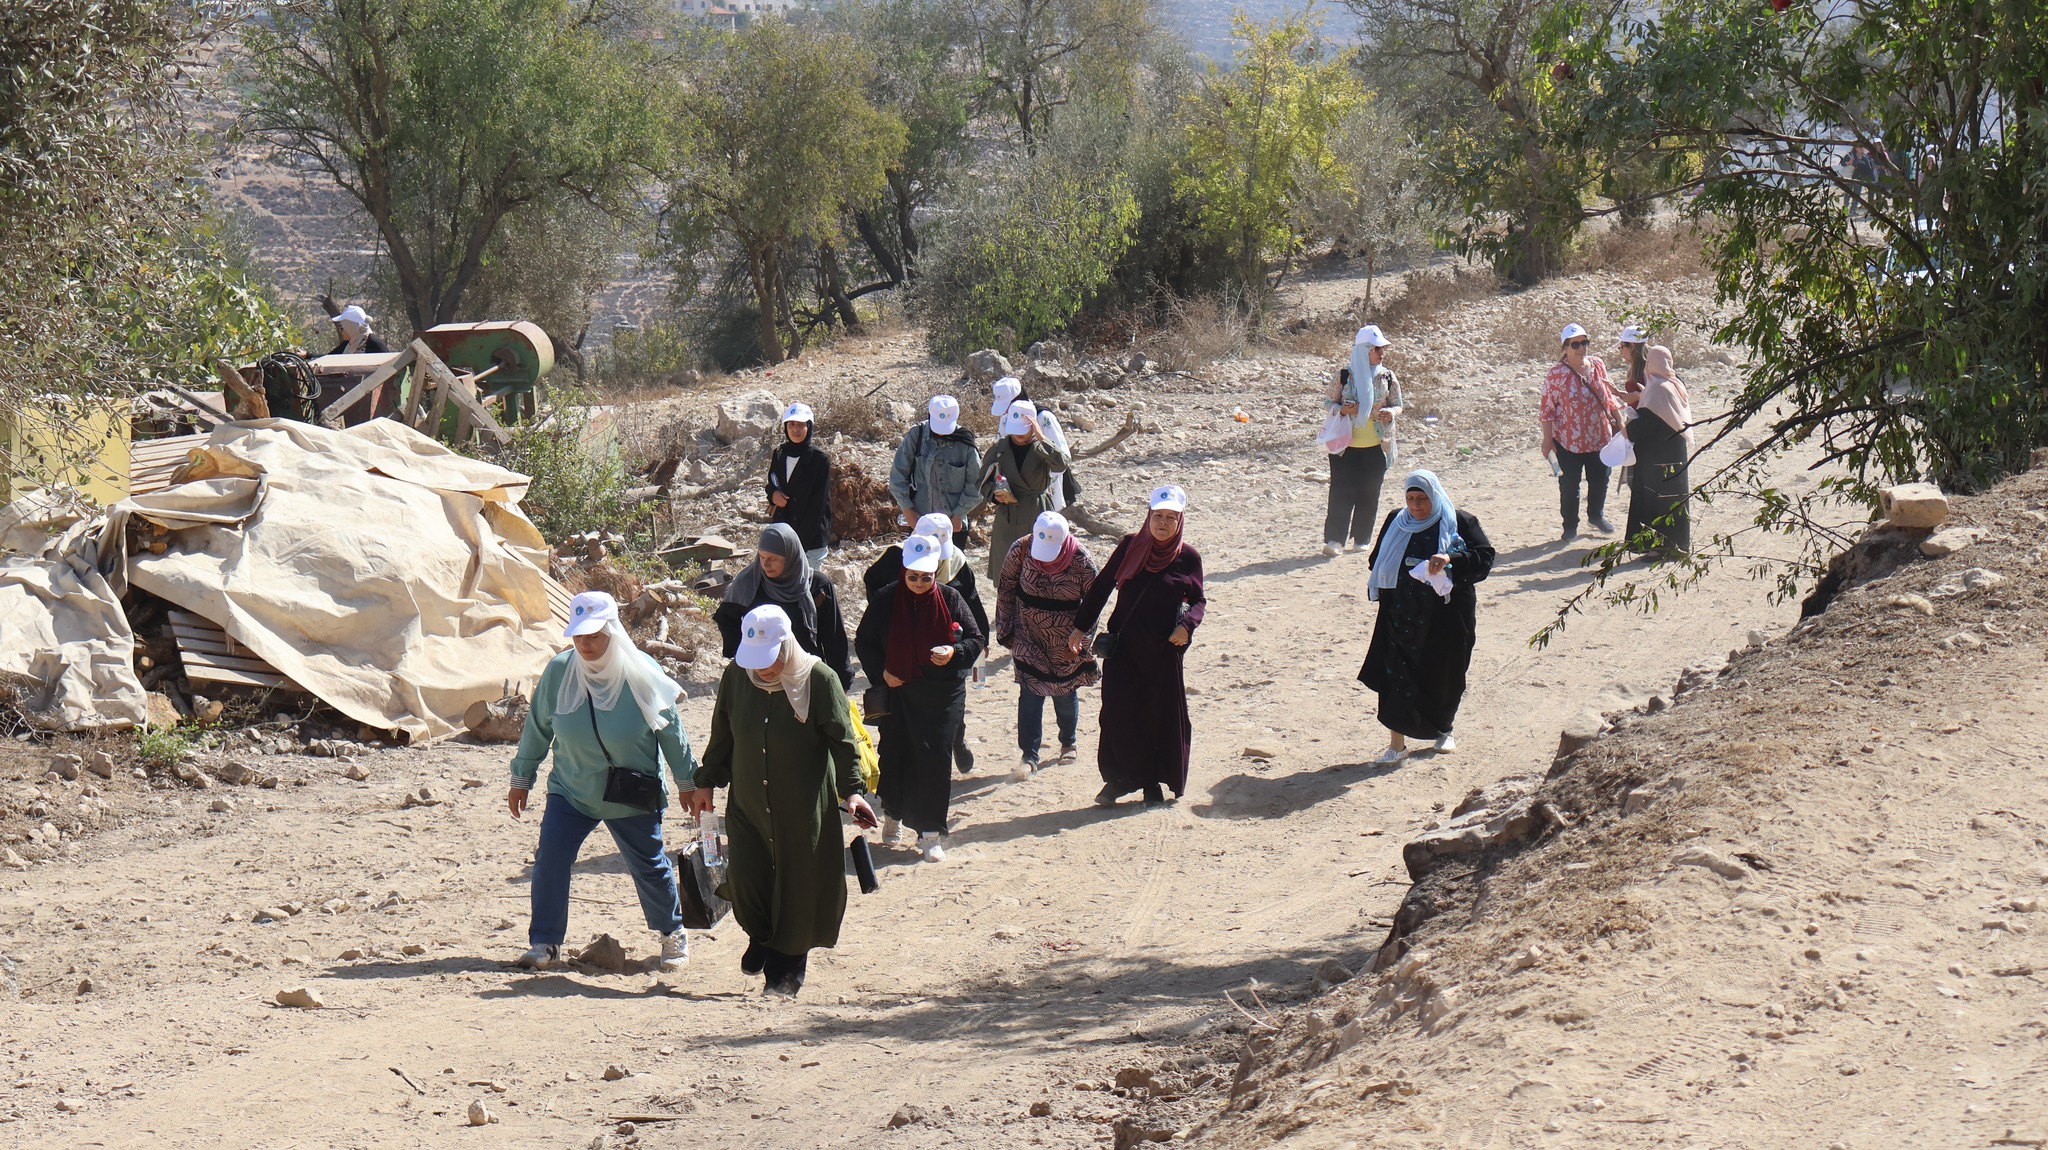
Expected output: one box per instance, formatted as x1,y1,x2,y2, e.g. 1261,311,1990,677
1,272,1812,1146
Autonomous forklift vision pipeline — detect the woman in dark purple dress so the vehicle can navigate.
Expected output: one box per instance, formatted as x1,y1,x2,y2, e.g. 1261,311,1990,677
1070,485,1206,807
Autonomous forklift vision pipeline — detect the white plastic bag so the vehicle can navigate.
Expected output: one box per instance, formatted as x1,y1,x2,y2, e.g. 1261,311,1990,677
1318,408,1352,454
1598,429,1635,468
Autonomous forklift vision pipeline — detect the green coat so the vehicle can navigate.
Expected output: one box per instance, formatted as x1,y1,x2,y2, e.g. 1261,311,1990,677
694,660,863,954
979,436,1071,577
509,651,696,821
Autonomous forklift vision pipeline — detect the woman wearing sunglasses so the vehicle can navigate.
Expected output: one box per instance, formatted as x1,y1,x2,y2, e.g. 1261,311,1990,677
1539,322,1625,542
854,533,987,862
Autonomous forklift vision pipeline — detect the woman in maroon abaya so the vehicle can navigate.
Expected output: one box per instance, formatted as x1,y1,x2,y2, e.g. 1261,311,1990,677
1070,485,1206,807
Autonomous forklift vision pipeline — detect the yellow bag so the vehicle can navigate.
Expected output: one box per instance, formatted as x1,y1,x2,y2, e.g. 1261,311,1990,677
846,697,882,794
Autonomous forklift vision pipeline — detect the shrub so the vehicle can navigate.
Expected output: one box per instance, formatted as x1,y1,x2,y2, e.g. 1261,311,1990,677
135,725,197,769
494,398,649,545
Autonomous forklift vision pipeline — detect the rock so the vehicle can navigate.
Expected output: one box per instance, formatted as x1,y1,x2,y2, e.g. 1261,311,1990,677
1920,526,1982,557
338,948,366,960
602,1064,629,1081
85,750,115,779
1510,944,1545,971
274,986,324,1008
342,762,371,781
55,1098,82,1113
1114,1067,1156,1091
466,1099,496,1126
254,906,292,923
216,761,278,788
965,349,1014,385
1024,360,1073,393
575,933,630,973
1,848,26,869
464,695,529,743
1025,338,1069,363
1315,958,1355,986
1622,786,1657,816
76,977,93,994
1552,708,1606,767
887,1104,929,1128
1963,567,2005,591
1672,846,1749,879
1112,1117,1175,1147
1401,778,1548,881
1746,629,1769,649
1241,746,1278,760
208,798,234,813
47,753,81,780
1028,1100,1053,1117
714,390,784,445
144,691,180,728
1884,593,1936,616
400,786,441,808
400,943,425,956
1879,482,1948,528
1122,352,1152,375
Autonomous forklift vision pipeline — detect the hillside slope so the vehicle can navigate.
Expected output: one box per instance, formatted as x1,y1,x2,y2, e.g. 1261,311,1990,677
1184,467,2048,1149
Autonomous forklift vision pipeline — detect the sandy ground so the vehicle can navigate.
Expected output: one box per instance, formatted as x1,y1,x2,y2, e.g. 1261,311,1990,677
0,264,1833,1147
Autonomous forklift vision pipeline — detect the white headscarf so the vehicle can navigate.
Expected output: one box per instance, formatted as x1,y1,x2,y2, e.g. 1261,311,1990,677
556,618,685,732
746,634,822,723
913,511,965,583
1036,409,1072,511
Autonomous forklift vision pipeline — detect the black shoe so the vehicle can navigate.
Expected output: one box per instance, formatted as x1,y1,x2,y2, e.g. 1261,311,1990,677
740,940,766,976
1561,526,1579,542
1142,784,1166,807
1094,784,1125,807
1589,517,1616,534
955,744,975,775
763,950,807,997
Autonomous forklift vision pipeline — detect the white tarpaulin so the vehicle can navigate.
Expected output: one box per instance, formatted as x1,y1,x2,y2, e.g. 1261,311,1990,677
0,513,147,730
111,419,565,741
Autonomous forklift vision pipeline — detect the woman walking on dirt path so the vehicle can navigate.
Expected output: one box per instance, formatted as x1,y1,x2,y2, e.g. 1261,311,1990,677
1070,485,1206,808
765,402,832,568
855,533,987,863
687,605,876,997
1614,325,1648,403
715,524,854,689
507,591,698,971
980,400,1073,579
1358,471,1495,764
1623,345,1693,555
1324,325,1402,557
887,395,981,533
1540,323,1625,541
995,511,1099,779
864,513,990,774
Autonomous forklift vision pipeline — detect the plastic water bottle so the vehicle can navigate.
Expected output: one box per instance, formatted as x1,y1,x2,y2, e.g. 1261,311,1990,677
697,812,724,867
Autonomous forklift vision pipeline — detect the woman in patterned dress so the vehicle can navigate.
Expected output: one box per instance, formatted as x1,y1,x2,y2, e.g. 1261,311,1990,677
994,511,1099,778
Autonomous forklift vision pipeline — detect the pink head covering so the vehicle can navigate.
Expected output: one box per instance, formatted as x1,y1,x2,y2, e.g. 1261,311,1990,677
1640,345,1692,444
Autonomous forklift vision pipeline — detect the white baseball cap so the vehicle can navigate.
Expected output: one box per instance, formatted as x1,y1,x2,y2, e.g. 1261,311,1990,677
782,401,814,423
335,305,369,328
1149,484,1188,513
928,395,961,436
563,590,618,638
990,377,1023,416
1559,323,1590,345
1029,511,1071,562
1000,400,1038,436
734,604,791,670
1354,324,1391,348
901,533,943,574
1616,325,1648,343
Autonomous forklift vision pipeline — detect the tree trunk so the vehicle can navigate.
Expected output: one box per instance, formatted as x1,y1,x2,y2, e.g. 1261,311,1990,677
852,206,906,286
819,242,862,331
889,168,921,275
747,244,786,364
773,245,804,359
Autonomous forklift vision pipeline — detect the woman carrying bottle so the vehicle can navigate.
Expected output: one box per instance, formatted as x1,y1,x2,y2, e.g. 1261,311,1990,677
1069,485,1206,808
994,511,1099,778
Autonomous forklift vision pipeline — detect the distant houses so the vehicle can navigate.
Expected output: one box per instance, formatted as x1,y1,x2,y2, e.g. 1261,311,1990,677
669,0,811,28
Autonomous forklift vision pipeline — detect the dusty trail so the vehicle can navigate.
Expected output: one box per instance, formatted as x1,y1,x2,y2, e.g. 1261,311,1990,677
1,279,1808,1147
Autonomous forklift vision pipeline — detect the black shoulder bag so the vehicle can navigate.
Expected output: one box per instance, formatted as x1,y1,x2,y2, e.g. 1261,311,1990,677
1090,571,1155,661
588,690,668,812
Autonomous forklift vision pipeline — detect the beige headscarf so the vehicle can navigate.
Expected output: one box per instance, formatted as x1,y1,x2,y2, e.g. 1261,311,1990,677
1640,345,1692,446
746,634,822,722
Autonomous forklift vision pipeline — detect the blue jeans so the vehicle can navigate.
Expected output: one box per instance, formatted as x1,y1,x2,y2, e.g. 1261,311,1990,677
529,794,683,947
804,546,827,569
1016,688,1080,763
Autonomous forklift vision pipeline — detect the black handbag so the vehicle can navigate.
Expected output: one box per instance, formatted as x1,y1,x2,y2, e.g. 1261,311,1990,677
860,685,890,720
674,839,730,929
1088,569,1155,661
587,692,667,812
848,834,880,894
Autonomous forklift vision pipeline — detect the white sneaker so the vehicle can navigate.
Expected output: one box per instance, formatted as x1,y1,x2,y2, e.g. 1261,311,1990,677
658,929,688,970
1012,758,1036,781
1321,542,1342,557
918,833,946,863
1435,734,1457,753
879,816,901,846
1349,541,1372,552
515,943,559,969
1374,745,1407,765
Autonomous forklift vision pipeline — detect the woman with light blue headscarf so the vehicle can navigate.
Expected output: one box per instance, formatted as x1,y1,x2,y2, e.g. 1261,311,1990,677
1358,470,1495,763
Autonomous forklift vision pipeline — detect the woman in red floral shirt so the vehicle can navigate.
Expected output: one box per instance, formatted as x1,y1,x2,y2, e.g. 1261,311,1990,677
1538,322,1624,541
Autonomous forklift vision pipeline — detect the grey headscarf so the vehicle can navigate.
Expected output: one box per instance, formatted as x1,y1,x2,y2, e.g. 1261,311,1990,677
722,523,817,637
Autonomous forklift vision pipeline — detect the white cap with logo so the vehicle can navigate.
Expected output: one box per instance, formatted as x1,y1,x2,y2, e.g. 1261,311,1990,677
782,401,815,423
1149,484,1188,513
1354,324,1391,348
734,604,791,670
901,533,944,574
1559,322,1590,345
1000,400,1038,437
1617,325,1648,343
1029,511,1071,562
990,376,1023,416
928,395,961,436
564,590,619,637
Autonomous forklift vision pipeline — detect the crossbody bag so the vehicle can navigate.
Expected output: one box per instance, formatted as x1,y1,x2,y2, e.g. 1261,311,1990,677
587,690,667,812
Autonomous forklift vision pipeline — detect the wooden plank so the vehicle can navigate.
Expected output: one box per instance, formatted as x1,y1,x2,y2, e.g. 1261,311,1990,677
213,360,268,419
443,374,512,446
317,344,417,430
160,383,233,426
183,664,298,690
180,649,288,675
417,341,460,437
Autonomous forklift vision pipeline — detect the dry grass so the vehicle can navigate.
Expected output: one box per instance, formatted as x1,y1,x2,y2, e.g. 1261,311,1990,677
1148,292,1255,373
1488,291,1572,364
814,387,897,442
560,558,644,604
1570,221,1711,280
829,450,898,541
1375,265,1505,333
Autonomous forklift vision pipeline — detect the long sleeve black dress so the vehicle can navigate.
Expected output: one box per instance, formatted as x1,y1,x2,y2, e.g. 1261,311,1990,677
1624,409,1691,553
1357,509,1495,740
1072,535,1207,798
712,572,855,689
853,582,986,836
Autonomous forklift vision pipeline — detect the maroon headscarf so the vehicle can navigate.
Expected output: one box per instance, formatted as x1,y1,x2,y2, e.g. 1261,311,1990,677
884,567,955,685
1113,512,1184,587
1033,533,1079,575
